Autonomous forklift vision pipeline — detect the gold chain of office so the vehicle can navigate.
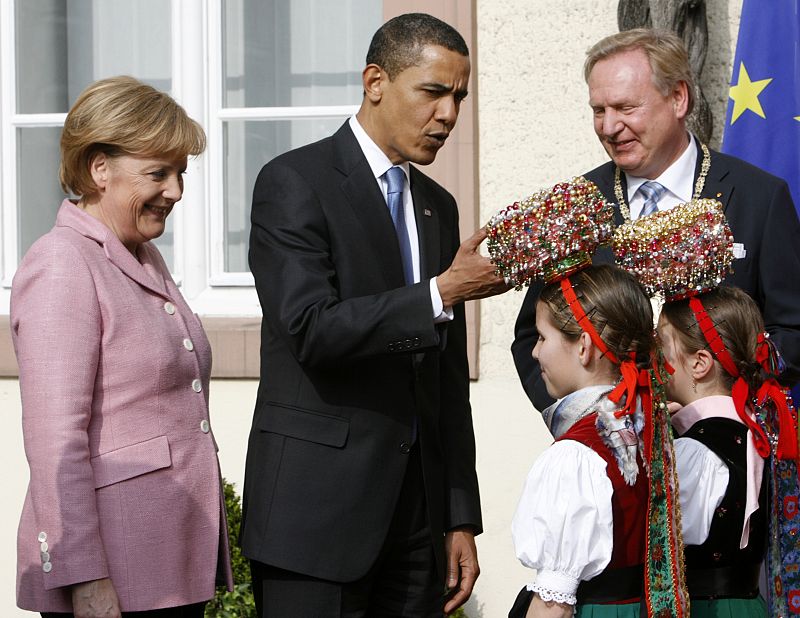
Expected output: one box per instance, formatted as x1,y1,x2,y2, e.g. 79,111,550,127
613,143,711,223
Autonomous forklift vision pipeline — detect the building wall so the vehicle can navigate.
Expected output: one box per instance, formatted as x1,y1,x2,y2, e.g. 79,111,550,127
1,1,744,616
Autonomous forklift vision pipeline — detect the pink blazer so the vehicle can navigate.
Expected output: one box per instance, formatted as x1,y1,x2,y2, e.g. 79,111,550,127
11,200,233,612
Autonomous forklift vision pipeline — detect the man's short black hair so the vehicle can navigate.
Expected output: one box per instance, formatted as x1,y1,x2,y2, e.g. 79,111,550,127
366,13,469,80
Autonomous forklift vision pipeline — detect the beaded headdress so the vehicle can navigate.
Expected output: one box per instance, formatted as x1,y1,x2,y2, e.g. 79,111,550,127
612,198,734,301
488,178,690,617
611,198,778,454
486,177,614,289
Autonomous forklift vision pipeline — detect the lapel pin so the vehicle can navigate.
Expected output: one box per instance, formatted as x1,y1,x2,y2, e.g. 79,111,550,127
716,193,722,198
423,208,432,217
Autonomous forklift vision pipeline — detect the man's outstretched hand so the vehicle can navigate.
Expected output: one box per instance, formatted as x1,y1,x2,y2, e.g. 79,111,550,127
437,227,510,307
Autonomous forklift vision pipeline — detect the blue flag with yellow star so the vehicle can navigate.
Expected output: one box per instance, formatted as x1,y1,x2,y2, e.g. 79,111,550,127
722,0,800,215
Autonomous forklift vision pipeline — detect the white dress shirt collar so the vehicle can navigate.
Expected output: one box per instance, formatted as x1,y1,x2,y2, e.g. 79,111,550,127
348,116,411,185
626,133,697,219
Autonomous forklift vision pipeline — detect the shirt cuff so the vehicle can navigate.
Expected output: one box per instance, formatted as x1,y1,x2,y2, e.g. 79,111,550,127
530,569,579,606
430,277,454,324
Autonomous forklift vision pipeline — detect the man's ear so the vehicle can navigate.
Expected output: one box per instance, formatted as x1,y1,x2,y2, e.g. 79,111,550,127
362,64,386,104
89,152,109,191
671,80,690,120
691,349,716,381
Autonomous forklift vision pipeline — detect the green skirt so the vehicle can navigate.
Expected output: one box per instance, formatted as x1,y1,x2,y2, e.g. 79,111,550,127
688,596,767,617
576,602,640,617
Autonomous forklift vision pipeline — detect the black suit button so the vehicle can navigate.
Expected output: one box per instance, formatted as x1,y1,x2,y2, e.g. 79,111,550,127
400,442,411,454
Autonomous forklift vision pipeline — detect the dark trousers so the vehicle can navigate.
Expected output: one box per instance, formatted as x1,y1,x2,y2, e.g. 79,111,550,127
41,601,206,618
250,445,443,618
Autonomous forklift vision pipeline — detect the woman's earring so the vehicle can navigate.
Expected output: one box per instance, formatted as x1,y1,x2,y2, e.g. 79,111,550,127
691,379,697,393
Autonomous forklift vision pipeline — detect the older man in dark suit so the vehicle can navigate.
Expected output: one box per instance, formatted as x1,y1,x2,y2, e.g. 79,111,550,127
242,13,508,618
513,29,800,412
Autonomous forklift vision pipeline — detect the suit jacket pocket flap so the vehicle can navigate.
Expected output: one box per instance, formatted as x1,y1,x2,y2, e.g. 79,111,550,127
90,435,172,489
257,403,349,447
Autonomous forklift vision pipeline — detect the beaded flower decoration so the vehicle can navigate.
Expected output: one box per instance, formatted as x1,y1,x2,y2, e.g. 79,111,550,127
612,198,734,301
486,177,614,289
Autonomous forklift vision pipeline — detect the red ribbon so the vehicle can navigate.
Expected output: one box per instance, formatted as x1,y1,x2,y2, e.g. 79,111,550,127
688,297,739,376
561,278,644,423
757,378,798,460
608,358,642,420
560,278,620,364
755,333,770,369
689,297,772,458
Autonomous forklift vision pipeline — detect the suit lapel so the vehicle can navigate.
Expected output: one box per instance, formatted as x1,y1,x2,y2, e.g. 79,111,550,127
55,200,170,299
104,240,170,298
333,124,406,289
410,167,440,279
594,166,626,226
697,144,734,212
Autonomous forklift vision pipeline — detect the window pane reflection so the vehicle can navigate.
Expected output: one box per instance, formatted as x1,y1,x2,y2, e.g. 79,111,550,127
221,0,380,108
16,0,171,114
17,128,65,258
223,118,346,272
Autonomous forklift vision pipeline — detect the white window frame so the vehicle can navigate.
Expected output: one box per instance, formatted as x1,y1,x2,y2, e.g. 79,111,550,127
0,0,367,317
204,1,359,291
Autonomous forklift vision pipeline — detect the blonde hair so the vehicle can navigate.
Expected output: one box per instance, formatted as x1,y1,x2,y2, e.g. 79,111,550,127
584,28,696,116
539,265,656,369
59,76,206,196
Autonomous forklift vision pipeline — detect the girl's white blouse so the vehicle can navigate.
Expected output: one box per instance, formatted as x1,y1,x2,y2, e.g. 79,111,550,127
674,437,728,546
511,439,613,605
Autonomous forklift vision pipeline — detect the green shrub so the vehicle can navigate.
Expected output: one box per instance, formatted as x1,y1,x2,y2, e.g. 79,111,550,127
205,479,469,618
205,479,256,618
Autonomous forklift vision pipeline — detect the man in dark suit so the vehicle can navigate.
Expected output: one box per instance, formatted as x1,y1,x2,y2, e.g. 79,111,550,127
513,29,800,411
242,13,508,618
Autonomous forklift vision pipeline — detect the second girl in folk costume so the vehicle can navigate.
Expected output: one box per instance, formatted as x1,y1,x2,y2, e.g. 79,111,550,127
488,178,689,618
613,199,800,616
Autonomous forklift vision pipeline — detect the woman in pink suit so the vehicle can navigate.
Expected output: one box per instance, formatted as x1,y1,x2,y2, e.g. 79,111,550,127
11,76,232,618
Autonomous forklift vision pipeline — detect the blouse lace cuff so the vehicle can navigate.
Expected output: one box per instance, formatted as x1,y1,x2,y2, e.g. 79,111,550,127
529,569,578,606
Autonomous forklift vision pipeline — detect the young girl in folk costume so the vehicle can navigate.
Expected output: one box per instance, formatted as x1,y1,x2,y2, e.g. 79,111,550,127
613,198,800,617
487,178,689,618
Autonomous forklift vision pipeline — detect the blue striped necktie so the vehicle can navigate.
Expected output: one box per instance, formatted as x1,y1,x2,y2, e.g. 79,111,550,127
384,166,414,284
637,181,666,218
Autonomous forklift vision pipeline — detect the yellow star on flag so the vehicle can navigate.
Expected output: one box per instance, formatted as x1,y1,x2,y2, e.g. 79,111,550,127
729,62,772,125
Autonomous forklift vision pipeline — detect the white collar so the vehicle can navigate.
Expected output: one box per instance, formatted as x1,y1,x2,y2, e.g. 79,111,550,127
626,133,697,203
348,115,411,184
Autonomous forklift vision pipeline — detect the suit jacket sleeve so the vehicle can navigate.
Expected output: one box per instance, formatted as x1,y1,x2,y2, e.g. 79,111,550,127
436,204,482,532
11,237,110,590
753,180,800,384
250,159,440,368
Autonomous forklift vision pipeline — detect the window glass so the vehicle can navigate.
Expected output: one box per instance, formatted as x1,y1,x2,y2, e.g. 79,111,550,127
222,118,345,272
15,0,173,266
219,0,381,273
17,128,64,257
16,0,171,114
221,0,380,107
